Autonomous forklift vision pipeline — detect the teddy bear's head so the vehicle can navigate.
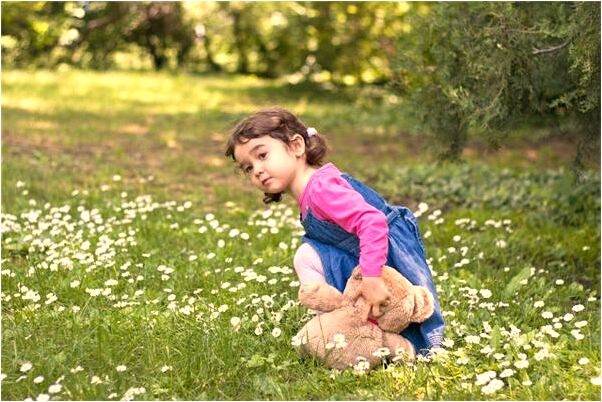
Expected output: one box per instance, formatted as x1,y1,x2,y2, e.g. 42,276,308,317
344,265,434,333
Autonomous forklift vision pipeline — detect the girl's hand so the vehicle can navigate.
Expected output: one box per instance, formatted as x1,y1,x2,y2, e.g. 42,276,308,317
351,276,391,322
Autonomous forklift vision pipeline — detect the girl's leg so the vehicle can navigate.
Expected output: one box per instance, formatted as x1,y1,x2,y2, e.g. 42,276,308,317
293,243,326,283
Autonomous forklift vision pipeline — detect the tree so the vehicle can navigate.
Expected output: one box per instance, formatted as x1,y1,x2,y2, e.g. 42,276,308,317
306,1,413,85
1,1,416,82
1,1,71,67
68,2,132,68
391,2,600,171
126,2,194,70
214,1,310,78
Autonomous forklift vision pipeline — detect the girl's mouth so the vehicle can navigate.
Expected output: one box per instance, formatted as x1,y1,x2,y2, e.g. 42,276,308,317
262,178,273,186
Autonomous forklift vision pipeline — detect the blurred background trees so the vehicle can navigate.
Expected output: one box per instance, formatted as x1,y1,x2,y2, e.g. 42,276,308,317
1,1,412,81
1,1,599,169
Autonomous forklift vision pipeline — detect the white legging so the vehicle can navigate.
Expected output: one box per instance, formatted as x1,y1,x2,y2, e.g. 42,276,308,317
293,243,326,283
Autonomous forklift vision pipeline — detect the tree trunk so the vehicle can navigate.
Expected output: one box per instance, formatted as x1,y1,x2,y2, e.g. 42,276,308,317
203,33,221,72
231,10,249,74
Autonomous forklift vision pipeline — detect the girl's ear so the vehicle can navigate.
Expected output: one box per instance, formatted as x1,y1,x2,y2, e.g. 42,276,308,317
289,134,306,158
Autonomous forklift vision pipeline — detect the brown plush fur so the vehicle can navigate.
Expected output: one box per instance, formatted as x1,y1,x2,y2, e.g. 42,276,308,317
294,266,434,371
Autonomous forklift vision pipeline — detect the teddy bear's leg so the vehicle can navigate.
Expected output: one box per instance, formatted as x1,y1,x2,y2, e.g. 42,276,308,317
298,281,346,312
383,333,415,361
293,313,352,371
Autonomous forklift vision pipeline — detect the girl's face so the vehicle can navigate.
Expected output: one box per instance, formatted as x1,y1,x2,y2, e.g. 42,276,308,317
233,135,305,194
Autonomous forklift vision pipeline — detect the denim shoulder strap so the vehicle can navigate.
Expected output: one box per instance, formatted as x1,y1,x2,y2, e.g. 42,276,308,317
340,173,388,212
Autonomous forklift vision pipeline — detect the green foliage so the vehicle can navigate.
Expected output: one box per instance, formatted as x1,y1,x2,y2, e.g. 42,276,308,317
368,163,601,227
1,1,72,67
126,2,194,70
557,2,601,116
68,2,135,69
556,2,601,173
392,2,600,168
2,2,195,70
1,1,414,83
503,266,534,299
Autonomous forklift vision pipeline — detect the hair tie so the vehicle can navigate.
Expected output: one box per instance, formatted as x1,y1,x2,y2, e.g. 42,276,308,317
307,127,318,137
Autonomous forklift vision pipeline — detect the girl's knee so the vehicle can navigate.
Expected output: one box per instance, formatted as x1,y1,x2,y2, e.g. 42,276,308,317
294,243,325,283
294,243,317,272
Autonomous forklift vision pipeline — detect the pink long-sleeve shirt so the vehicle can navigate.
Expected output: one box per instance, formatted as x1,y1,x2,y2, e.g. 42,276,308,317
297,163,388,277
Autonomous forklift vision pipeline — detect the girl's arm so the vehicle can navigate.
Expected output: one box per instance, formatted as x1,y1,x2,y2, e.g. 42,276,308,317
310,175,389,277
309,176,391,319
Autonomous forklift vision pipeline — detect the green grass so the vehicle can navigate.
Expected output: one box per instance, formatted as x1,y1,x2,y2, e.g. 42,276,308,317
1,68,600,400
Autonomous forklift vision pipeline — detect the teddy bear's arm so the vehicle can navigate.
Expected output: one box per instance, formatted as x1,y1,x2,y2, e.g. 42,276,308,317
411,285,435,322
298,281,346,312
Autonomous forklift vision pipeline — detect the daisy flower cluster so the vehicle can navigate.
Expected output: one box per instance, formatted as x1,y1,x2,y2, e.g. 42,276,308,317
1,180,310,400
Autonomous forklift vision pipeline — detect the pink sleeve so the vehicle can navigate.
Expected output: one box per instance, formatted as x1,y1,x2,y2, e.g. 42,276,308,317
308,175,389,277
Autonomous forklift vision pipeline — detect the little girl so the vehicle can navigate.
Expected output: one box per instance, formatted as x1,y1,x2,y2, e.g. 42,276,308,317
225,107,444,354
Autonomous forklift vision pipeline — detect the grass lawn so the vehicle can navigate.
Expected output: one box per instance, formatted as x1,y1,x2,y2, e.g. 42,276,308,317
1,68,600,400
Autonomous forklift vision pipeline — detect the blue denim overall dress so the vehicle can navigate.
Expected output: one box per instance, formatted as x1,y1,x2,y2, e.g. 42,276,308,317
300,173,445,354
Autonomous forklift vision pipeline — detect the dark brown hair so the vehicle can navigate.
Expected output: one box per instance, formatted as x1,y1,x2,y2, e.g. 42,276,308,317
225,107,328,204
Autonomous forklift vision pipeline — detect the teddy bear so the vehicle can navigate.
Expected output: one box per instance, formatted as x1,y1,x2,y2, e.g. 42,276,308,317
293,265,435,371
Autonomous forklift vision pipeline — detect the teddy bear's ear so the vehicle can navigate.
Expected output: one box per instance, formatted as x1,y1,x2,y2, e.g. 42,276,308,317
412,286,435,323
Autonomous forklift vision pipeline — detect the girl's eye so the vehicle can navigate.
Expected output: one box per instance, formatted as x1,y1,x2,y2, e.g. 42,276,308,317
258,152,267,160
242,165,252,174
